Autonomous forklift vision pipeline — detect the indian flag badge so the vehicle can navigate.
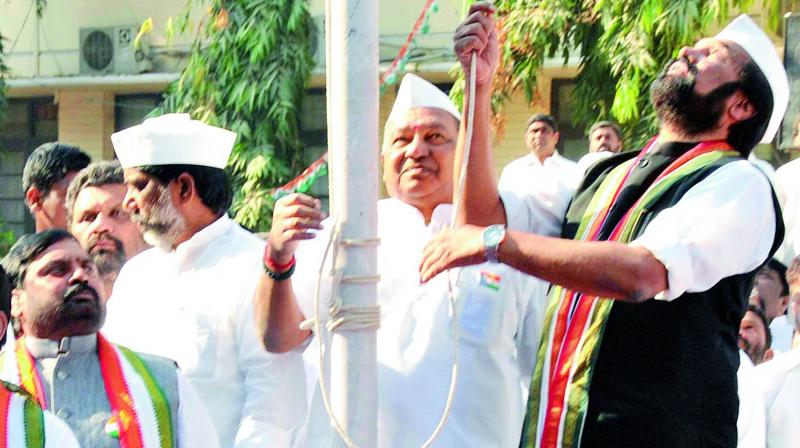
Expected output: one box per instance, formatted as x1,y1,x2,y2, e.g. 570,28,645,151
104,412,120,439
479,271,501,291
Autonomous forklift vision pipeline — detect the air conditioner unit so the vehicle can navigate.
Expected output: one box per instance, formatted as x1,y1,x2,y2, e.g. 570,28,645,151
79,25,151,75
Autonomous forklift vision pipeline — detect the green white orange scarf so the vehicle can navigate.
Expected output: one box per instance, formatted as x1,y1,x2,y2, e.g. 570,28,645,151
0,381,45,448
521,139,739,448
1,334,174,448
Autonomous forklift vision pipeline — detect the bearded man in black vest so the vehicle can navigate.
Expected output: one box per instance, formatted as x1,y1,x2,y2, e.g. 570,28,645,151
419,4,789,447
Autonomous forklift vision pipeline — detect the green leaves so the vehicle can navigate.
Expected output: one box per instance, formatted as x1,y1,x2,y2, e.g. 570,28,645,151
456,0,781,149
156,0,314,231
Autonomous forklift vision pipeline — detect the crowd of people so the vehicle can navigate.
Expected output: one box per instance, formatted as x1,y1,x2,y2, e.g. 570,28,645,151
0,3,799,447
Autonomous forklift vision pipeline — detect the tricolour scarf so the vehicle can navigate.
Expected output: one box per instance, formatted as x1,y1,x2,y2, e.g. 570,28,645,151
1,333,174,448
521,139,739,448
0,381,45,448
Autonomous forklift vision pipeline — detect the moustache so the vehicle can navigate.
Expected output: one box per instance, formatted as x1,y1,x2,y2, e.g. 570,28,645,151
88,233,124,254
63,282,100,304
400,160,437,175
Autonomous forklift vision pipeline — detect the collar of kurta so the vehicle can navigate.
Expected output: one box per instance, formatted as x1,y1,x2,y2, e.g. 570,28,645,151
385,197,453,233
169,214,234,268
525,151,567,168
25,333,97,358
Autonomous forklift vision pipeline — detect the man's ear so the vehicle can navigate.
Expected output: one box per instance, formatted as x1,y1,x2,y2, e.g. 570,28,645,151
726,91,756,124
25,187,43,212
10,289,23,321
174,173,196,205
763,348,774,363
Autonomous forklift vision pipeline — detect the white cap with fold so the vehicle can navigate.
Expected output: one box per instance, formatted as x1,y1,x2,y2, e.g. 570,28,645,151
715,14,789,144
111,113,237,169
387,73,462,125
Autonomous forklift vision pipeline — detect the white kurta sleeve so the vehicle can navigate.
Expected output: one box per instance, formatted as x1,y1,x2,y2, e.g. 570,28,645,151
176,371,219,448
43,410,81,448
629,160,776,301
233,265,307,447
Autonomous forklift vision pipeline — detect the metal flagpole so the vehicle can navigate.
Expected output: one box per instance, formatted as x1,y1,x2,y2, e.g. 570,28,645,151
326,0,379,446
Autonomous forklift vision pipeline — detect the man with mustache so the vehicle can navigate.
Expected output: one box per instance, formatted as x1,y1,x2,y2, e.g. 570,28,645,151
577,121,624,173
420,5,788,447
0,229,217,447
499,114,581,234
0,266,82,447
65,161,149,297
102,114,306,447
256,73,554,446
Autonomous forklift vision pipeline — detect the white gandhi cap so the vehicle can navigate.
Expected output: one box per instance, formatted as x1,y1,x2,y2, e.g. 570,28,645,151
715,14,789,144
111,113,237,169
387,73,462,125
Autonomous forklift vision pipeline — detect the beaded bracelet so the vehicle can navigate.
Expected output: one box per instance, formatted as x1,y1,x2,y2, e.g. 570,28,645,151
263,246,296,281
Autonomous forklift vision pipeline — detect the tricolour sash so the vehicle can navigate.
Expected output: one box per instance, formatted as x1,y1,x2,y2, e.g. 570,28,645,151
0,381,45,448
521,139,739,448
1,334,174,448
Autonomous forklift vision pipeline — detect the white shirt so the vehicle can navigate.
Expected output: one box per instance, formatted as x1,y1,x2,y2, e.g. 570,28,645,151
41,409,82,448
737,351,766,448
104,215,306,448
774,158,800,265
629,160,776,300
577,150,615,174
293,197,553,448
758,349,800,448
770,315,796,355
499,152,582,236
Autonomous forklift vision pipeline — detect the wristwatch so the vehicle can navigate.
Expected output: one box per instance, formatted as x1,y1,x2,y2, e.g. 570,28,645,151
482,224,506,263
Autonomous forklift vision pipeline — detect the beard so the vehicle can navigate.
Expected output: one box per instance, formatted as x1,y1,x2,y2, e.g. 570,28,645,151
30,282,105,337
650,58,742,136
87,233,126,277
131,185,187,251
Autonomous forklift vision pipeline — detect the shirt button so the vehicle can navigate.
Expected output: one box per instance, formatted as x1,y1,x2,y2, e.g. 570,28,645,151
57,409,71,419
638,158,650,168
56,370,69,380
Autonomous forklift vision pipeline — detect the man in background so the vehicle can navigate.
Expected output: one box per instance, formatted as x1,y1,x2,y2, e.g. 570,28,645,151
577,120,624,173
65,161,149,297
23,142,90,232
498,114,581,234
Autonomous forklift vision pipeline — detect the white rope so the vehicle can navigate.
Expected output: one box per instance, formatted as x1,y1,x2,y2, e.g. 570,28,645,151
306,11,480,441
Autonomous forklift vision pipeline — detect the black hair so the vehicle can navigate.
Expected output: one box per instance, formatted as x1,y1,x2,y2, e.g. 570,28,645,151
139,164,232,216
746,303,772,349
526,114,559,133
727,61,774,155
0,265,10,319
22,142,90,197
1,229,77,288
765,258,789,296
587,121,622,140
64,161,125,224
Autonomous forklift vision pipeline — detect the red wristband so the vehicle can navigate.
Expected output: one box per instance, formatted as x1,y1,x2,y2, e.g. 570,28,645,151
264,245,295,272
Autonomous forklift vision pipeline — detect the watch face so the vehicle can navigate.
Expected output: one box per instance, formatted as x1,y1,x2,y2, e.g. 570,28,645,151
484,225,504,246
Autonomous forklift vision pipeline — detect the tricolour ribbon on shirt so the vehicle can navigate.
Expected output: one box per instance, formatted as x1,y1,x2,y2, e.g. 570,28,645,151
1,334,174,448
520,139,739,448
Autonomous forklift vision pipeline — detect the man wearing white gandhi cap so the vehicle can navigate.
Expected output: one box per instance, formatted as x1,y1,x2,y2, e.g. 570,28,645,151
102,113,307,447
254,73,554,446
420,5,790,447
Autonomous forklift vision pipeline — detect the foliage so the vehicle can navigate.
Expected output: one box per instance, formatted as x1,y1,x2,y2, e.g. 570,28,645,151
454,0,780,149
0,221,17,258
155,0,314,231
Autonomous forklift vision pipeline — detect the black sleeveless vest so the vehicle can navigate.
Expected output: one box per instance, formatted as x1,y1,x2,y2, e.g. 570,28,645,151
564,143,784,448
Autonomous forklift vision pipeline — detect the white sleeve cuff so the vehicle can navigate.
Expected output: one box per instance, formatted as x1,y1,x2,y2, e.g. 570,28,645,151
629,237,694,301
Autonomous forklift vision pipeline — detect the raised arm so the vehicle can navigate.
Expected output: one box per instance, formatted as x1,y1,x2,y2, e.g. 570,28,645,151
254,193,323,352
452,2,505,226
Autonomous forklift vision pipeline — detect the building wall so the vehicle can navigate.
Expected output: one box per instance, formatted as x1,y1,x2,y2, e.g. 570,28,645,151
56,90,116,160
